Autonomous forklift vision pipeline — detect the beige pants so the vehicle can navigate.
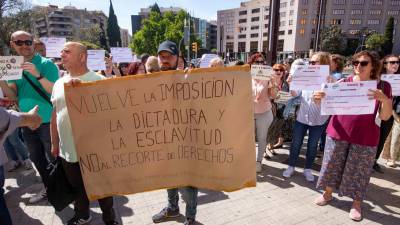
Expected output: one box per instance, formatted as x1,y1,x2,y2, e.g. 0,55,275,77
382,118,400,161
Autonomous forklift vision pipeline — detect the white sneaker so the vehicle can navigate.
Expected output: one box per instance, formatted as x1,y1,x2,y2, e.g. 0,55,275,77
283,166,294,178
303,169,315,182
7,160,21,172
22,159,33,170
256,162,262,173
29,188,47,204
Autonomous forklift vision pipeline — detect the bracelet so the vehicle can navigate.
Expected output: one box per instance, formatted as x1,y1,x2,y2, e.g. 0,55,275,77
37,75,44,80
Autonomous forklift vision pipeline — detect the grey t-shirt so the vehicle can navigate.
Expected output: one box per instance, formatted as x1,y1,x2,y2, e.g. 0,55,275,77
0,108,21,166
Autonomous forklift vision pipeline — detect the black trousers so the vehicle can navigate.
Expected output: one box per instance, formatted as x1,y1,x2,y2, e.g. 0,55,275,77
61,158,115,222
376,117,394,160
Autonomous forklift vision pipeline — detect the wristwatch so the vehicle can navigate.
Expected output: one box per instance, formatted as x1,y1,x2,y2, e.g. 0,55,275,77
37,74,44,80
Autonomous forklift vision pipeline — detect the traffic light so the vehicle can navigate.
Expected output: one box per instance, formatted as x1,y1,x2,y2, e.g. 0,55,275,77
191,42,198,52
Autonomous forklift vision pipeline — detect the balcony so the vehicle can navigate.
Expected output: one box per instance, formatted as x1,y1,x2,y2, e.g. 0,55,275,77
48,20,72,26
49,26,73,32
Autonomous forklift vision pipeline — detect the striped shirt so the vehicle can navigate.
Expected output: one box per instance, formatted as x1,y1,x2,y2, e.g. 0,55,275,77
295,91,329,126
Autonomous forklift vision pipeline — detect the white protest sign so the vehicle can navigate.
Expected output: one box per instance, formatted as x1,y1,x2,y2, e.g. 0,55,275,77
39,37,66,58
290,65,329,91
321,81,376,115
251,65,273,81
0,56,23,80
381,74,400,96
110,47,133,63
275,91,292,105
87,50,106,71
200,54,219,68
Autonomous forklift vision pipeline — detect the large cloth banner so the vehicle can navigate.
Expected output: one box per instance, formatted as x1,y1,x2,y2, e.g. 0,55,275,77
65,66,256,200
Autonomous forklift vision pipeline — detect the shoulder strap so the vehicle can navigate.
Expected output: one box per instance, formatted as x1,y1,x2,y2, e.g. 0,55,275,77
22,72,52,106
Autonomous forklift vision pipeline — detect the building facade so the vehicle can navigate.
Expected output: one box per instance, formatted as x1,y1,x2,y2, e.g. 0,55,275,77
120,28,131,47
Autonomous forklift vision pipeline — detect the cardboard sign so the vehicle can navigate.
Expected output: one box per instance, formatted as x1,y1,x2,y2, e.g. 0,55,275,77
65,66,256,200
87,50,106,71
39,37,66,58
110,47,133,63
0,56,23,80
251,65,273,81
200,54,219,68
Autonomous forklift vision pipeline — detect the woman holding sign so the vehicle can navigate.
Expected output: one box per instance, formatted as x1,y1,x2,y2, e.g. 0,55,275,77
313,51,392,221
250,53,277,173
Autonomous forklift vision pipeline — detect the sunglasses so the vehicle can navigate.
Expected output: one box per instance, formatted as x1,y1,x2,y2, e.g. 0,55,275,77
352,60,370,67
273,69,285,72
13,40,33,46
384,61,400,65
309,61,319,65
254,60,265,64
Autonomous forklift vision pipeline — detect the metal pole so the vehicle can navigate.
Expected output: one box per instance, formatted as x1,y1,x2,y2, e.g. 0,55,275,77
266,0,279,66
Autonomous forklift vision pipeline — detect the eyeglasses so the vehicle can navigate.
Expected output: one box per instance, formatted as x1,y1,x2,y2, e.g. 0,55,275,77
273,69,285,72
352,60,370,67
13,40,33,46
385,61,400,65
309,61,319,65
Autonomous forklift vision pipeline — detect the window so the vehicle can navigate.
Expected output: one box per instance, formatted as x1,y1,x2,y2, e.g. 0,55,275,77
277,39,284,52
238,34,246,39
312,19,317,24
334,0,346,4
265,15,269,20
252,8,260,13
367,19,380,25
251,25,259,30
265,24,269,28
310,38,315,49
333,9,345,15
280,12,286,17
251,33,259,38
289,10,294,16
371,0,382,5
238,42,246,52
278,30,285,35
311,28,316,34
349,19,362,25
370,10,381,15
331,19,343,25
391,0,400,5
352,0,364,4
250,41,258,52
280,2,287,8
388,11,399,15
226,35,234,40
302,9,308,15
239,19,247,23
263,32,268,37
251,17,260,22
280,21,286,26
290,0,295,5
289,20,293,25
300,19,306,25
265,6,270,12
299,28,305,35
303,0,308,4
288,30,292,34
351,9,363,15
239,10,247,16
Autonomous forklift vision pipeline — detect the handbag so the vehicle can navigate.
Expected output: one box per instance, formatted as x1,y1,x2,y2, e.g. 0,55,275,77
46,157,77,211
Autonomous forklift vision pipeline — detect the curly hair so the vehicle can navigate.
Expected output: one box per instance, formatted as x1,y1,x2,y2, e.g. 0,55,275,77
352,50,382,80
247,52,265,65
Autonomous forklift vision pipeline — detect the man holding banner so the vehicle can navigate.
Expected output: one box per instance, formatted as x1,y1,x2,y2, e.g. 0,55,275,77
50,42,118,225
0,31,59,203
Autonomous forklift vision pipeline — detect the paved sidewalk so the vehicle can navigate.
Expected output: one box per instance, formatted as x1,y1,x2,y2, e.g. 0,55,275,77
4,145,400,225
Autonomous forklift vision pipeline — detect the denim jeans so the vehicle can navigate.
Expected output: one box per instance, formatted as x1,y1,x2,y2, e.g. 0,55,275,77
4,128,29,161
0,165,13,225
22,124,53,184
167,187,198,220
289,121,326,169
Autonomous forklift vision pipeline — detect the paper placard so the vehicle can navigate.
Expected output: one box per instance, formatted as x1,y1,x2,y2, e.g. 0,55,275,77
200,54,219,68
110,47,133,63
39,37,66,58
290,65,329,91
87,50,106,71
275,91,292,105
321,81,376,115
64,66,256,200
251,65,273,81
0,56,23,80
381,74,400,96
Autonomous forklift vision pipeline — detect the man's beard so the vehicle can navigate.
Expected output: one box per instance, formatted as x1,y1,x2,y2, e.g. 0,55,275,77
160,63,177,71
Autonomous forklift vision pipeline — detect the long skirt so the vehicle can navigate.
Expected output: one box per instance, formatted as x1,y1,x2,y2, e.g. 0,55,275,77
381,119,400,161
316,136,376,201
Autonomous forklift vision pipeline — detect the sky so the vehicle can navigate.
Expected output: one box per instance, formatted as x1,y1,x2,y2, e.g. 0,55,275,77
31,0,246,35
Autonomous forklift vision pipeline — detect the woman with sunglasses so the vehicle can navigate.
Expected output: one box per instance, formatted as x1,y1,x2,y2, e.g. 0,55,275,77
266,64,290,155
249,53,277,172
283,52,331,182
374,55,400,170
313,51,392,221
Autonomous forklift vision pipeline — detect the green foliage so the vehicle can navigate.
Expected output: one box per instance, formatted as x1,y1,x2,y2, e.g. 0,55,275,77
80,25,102,47
80,41,101,50
150,3,161,14
106,0,121,47
365,33,386,53
382,17,394,55
320,25,345,54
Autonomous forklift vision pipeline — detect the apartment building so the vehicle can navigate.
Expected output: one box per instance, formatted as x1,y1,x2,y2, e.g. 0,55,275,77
120,28,132,47
218,0,400,60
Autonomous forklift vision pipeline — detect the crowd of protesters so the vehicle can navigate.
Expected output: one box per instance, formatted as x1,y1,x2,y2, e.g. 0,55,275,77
0,30,399,225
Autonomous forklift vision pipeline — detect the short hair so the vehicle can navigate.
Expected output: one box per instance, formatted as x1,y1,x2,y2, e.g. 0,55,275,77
145,56,160,73
352,50,382,80
209,57,224,68
311,51,331,65
330,54,345,72
381,54,400,74
10,31,32,41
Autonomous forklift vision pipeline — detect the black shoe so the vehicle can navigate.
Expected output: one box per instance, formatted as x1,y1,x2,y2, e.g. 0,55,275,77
105,220,119,225
373,163,384,173
184,218,196,225
152,207,180,223
67,215,92,225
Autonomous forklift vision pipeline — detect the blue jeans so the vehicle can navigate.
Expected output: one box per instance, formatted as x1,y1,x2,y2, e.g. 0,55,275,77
22,124,53,184
167,187,198,220
289,121,326,169
0,165,13,225
4,128,29,161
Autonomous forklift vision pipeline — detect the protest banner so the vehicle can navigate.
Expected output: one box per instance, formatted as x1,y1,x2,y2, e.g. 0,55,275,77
381,74,400,96
289,65,329,91
39,37,66,58
0,56,23,80
87,50,106,71
321,81,376,115
251,65,273,81
65,66,256,200
110,47,133,63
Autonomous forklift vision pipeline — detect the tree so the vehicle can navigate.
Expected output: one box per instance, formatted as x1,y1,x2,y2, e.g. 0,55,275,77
382,17,394,55
99,20,108,50
365,33,386,54
106,0,121,47
80,25,102,47
80,41,101,50
150,3,161,14
320,25,345,54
